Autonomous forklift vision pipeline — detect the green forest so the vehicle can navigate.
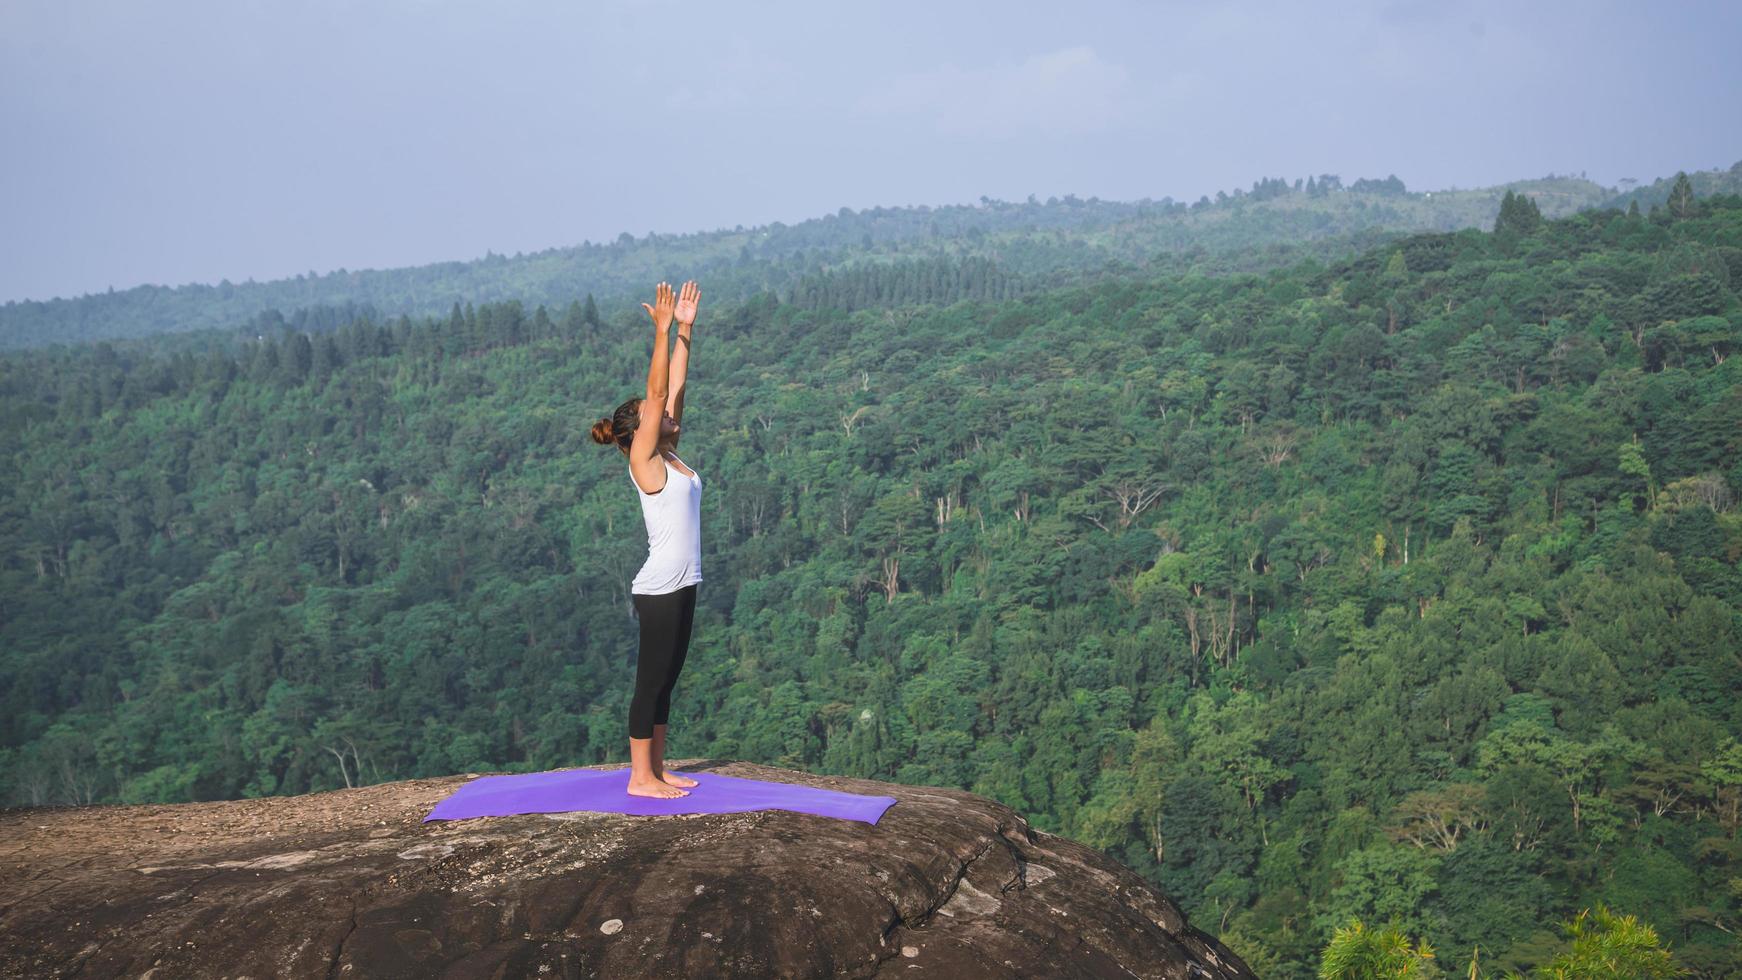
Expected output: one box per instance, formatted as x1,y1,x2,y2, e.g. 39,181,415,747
3,177,1740,977
21,164,1741,352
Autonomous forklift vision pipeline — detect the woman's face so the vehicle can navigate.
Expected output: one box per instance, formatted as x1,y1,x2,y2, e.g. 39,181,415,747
633,399,679,441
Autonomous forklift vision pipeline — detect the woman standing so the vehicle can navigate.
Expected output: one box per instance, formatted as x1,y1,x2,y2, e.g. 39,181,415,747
589,280,703,799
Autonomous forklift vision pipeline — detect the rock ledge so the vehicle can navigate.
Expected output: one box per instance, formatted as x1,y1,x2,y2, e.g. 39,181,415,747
0,759,1254,979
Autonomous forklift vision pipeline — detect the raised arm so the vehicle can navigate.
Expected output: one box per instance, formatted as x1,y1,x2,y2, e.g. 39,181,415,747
629,282,675,491
667,280,699,434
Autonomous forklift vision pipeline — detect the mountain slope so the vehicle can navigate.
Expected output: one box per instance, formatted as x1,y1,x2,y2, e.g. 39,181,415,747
0,168,1641,352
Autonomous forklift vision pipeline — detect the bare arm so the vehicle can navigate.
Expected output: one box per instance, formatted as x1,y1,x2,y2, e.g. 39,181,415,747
667,281,699,437
629,282,675,491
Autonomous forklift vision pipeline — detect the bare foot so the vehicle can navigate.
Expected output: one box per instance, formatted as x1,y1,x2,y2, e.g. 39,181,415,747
659,770,698,788
627,776,689,798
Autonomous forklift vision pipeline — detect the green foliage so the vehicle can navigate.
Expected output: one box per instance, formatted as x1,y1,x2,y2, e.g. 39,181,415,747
1429,834,1552,964
1323,904,1688,979
1605,161,1742,214
1494,190,1545,238
1319,918,1437,979
1536,905,1683,979
1318,844,1443,944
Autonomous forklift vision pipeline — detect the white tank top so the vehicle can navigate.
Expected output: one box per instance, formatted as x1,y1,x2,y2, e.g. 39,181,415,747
630,452,703,595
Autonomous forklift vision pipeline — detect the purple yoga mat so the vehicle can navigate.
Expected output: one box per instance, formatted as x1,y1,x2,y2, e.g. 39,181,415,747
423,767,898,825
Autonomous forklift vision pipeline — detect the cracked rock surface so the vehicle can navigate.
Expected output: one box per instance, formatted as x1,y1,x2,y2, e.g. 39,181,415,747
0,759,1254,979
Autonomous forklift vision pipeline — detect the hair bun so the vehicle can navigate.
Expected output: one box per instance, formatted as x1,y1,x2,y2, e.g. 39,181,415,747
589,417,616,446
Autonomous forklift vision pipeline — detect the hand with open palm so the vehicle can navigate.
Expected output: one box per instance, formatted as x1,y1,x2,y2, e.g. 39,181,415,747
641,281,676,332
674,280,700,328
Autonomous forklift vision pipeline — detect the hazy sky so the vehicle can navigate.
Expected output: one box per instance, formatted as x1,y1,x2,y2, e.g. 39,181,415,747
3,0,1739,304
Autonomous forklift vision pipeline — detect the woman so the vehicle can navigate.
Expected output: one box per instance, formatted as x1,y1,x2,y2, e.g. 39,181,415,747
589,280,704,799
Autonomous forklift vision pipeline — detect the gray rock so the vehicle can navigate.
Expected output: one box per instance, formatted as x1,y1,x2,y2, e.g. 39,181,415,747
0,759,1255,978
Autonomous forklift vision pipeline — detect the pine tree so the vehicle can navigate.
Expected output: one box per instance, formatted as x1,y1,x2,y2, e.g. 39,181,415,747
311,333,339,382
1494,190,1543,236
1668,171,1696,220
443,302,465,359
284,331,313,385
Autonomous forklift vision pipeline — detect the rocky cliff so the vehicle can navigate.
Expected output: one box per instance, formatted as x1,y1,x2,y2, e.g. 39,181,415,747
0,759,1254,978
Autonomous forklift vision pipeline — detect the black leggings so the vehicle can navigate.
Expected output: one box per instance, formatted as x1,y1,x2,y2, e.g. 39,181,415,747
628,584,697,739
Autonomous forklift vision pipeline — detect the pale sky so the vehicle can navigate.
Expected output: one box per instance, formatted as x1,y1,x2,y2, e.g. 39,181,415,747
3,0,1739,303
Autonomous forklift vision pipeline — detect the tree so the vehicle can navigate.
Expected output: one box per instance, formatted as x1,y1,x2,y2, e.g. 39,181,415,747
1536,904,1681,979
1075,719,1179,860
1667,172,1696,221
1318,918,1436,979
1317,843,1441,942
853,486,932,603
1384,251,1409,281
1384,783,1488,851
1319,904,1682,979
1476,721,1642,839
1432,833,1554,970
1617,437,1655,511
1186,689,1288,830
1494,190,1543,237
1702,738,1742,838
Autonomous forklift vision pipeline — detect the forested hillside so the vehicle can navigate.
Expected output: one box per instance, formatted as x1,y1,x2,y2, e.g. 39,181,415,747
1607,159,1742,213
0,168,1638,352
3,186,1740,976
